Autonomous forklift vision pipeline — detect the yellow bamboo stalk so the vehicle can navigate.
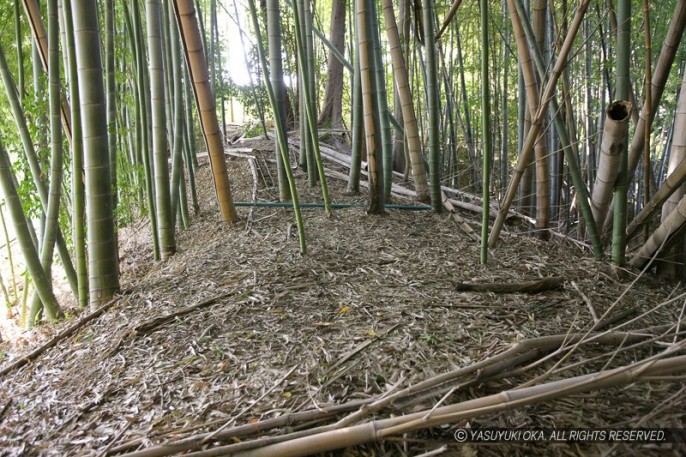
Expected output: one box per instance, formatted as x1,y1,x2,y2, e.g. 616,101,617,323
173,0,237,222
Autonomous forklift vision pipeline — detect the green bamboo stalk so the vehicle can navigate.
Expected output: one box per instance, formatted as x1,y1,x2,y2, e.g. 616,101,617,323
0,44,80,296
147,0,176,259
246,0,307,254
356,0,384,213
29,0,64,325
125,0,160,259
266,0,291,201
62,0,87,308
105,0,117,210
423,0,442,211
0,205,19,306
290,0,333,216
0,142,60,320
480,0,491,264
347,4,363,194
369,0,393,202
183,63,199,170
14,0,24,97
70,0,120,308
167,0,188,227
612,0,630,265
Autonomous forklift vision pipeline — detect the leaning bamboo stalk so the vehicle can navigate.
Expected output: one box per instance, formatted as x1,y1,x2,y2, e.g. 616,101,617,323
0,142,60,319
590,101,632,232
626,1,686,179
0,44,79,297
626,152,686,241
434,0,464,41
380,0,429,202
630,195,686,269
512,0,601,256
173,0,238,223
489,0,589,248
21,0,73,142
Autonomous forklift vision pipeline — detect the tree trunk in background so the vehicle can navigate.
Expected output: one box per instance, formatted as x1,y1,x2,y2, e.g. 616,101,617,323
318,0,345,129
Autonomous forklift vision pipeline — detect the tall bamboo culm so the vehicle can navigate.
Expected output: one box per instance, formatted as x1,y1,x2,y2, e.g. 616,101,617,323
70,0,120,308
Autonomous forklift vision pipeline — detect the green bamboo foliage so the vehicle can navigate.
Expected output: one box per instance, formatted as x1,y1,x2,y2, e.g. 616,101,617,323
21,0,73,141
147,0,176,259
0,143,61,320
70,0,120,308
422,0,442,212
479,0,491,264
266,0,291,202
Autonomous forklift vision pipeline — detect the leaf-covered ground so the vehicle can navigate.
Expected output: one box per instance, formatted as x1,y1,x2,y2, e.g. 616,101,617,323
0,137,684,456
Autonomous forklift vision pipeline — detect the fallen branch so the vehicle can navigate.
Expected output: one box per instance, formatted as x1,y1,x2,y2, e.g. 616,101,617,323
0,294,129,377
133,290,240,335
454,277,564,293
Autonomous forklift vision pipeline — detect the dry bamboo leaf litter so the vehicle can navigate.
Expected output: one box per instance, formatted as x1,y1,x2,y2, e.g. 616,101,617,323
0,139,683,456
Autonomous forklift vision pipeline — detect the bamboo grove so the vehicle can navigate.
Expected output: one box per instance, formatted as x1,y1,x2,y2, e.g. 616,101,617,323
1,0,686,329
